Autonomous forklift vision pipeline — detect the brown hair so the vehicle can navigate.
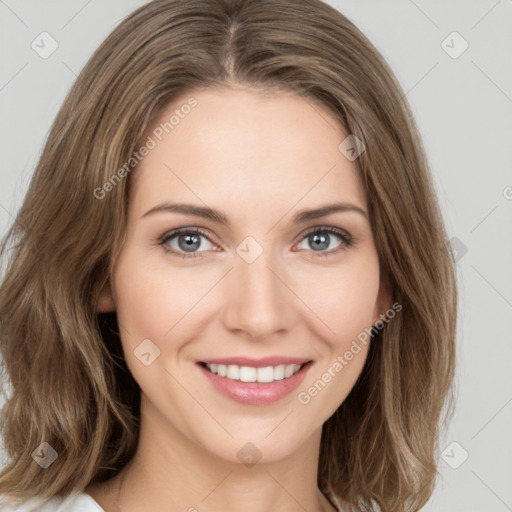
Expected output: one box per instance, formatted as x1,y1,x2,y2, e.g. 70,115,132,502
0,1,457,510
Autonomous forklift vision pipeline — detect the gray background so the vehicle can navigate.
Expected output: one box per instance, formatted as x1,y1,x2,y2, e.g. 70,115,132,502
1,1,511,511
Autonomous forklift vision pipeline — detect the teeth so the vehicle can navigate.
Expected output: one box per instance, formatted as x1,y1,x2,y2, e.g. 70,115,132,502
205,363,303,383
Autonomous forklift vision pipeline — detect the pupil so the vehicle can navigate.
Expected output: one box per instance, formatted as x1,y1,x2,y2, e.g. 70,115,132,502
179,234,200,252
310,233,329,251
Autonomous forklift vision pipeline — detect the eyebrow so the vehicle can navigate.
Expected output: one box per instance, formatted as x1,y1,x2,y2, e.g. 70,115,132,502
141,201,368,226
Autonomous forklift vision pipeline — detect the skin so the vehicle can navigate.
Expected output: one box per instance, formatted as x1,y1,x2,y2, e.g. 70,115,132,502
87,85,391,512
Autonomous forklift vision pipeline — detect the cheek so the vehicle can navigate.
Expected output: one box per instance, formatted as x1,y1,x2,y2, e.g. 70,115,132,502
292,261,379,415
290,255,381,347
112,251,192,348
111,251,205,396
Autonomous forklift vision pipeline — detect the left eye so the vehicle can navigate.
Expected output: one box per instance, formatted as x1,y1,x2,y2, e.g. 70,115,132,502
296,228,350,253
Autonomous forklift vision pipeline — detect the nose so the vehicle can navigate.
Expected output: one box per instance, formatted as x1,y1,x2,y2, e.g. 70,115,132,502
220,248,296,340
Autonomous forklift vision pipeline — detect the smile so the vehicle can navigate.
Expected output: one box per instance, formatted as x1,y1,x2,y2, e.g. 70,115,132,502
196,361,314,405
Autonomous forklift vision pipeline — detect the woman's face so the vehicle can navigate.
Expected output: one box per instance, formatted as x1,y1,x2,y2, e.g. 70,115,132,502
100,86,390,464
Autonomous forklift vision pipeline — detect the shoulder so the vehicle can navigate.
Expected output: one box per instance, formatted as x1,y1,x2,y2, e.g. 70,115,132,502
0,491,104,511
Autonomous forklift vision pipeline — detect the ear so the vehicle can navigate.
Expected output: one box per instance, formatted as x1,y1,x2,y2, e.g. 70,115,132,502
371,275,393,326
97,278,116,313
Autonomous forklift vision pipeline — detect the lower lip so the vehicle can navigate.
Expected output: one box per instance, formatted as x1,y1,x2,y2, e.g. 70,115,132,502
197,362,313,406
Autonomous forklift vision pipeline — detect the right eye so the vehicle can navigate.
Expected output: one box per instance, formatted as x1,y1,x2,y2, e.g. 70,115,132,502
159,228,218,258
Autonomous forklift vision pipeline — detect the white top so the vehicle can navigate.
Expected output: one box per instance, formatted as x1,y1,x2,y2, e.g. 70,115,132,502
0,491,104,511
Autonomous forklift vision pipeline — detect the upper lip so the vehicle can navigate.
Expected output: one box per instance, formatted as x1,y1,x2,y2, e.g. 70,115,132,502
198,356,312,368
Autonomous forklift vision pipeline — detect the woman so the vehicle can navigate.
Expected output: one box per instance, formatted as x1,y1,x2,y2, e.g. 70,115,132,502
0,0,457,511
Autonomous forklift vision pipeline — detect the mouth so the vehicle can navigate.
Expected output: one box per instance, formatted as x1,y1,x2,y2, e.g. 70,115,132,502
196,360,314,405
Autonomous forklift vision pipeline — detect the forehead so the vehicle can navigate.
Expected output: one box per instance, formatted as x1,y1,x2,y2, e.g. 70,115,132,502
130,87,367,219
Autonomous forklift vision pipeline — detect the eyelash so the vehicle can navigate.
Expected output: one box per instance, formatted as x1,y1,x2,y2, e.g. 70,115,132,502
157,225,354,260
